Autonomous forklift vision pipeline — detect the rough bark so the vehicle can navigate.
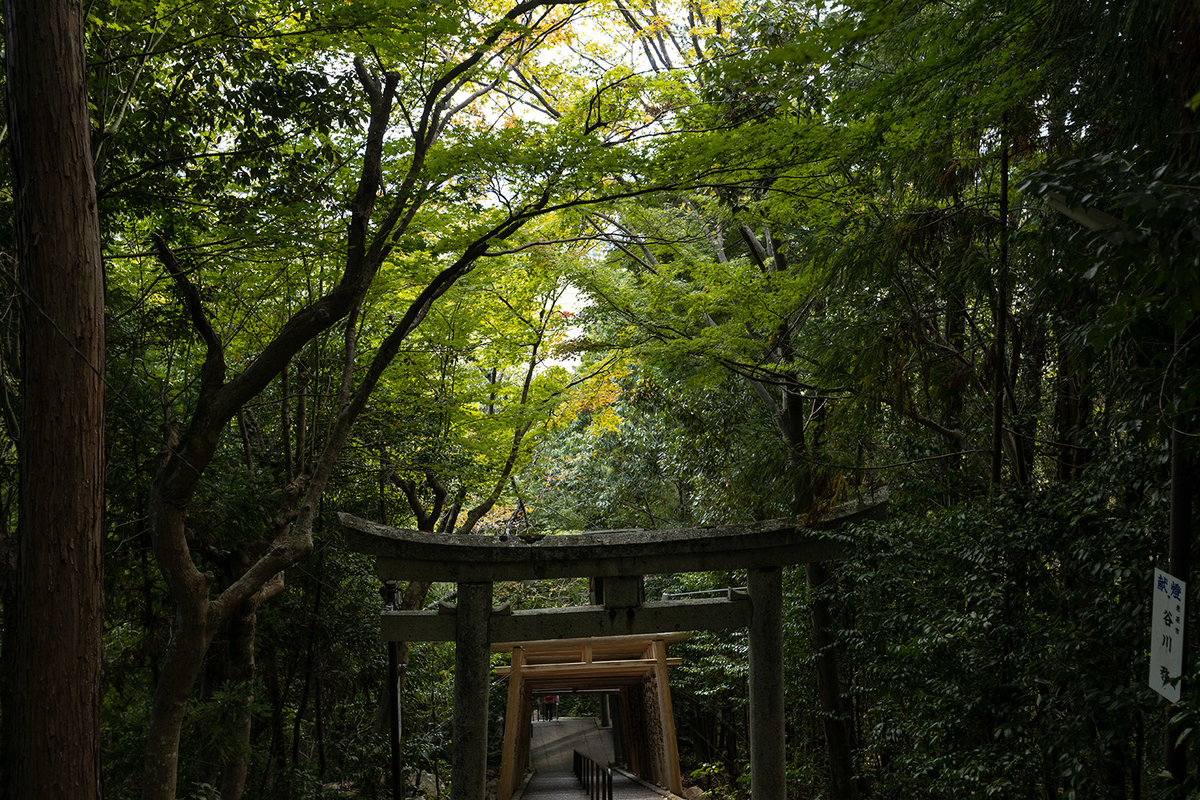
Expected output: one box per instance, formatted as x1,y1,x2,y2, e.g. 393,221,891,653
804,561,859,800
1,0,106,797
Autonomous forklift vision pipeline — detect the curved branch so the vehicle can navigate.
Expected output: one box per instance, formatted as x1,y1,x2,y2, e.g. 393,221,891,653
151,233,225,395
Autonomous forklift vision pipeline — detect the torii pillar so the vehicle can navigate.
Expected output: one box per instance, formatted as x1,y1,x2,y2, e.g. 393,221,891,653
452,583,492,800
749,566,785,800
341,487,889,800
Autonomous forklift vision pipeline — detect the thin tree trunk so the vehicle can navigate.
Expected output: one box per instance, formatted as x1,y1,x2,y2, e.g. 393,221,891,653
805,561,860,800
2,0,106,796
1014,317,1044,485
282,367,294,480
1054,339,1091,481
778,384,858,800
991,122,1009,488
315,664,327,778
142,603,213,800
292,572,325,777
1165,418,1194,795
262,646,288,800
220,603,259,800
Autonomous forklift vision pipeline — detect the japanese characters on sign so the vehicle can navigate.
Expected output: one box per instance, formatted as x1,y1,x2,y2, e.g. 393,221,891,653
1150,567,1187,703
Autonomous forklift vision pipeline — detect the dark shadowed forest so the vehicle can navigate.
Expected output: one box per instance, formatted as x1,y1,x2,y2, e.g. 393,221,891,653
1,0,1199,798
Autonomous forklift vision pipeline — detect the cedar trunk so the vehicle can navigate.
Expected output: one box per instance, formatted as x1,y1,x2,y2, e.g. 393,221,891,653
1,0,106,798
777,387,859,800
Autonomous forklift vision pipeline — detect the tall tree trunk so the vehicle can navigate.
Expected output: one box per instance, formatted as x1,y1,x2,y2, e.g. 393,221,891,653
142,607,213,799
292,571,325,781
315,662,327,778
1053,338,1091,481
1165,414,1194,795
142,500,216,800
778,384,859,800
262,645,289,800
804,561,859,800
219,602,259,800
735,220,861,799
991,122,1010,488
1,0,106,798
1013,317,1045,485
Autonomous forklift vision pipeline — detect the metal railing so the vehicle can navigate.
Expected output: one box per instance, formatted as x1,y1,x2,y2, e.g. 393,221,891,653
573,750,613,800
660,586,747,601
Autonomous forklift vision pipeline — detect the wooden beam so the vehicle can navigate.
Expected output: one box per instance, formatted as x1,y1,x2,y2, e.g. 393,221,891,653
652,639,683,796
492,632,691,655
498,646,524,800
494,657,681,678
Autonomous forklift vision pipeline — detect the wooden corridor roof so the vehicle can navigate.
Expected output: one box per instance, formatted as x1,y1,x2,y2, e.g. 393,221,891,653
493,634,690,693
496,634,688,798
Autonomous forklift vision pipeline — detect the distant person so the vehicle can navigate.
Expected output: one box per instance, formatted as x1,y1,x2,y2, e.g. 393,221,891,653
536,696,545,721
544,694,557,720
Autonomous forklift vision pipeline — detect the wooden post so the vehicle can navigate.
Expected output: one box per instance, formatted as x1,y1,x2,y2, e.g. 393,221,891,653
1166,422,1193,795
388,640,403,799
451,583,492,800
652,639,683,795
749,566,785,800
619,687,640,775
599,694,611,728
499,646,524,800
517,682,532,781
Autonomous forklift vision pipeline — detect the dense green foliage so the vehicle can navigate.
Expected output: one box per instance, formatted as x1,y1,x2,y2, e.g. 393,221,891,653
1,0,1198,797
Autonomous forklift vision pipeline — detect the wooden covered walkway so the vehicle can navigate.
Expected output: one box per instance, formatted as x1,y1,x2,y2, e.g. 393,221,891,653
496,635,689,799
515,718,668,800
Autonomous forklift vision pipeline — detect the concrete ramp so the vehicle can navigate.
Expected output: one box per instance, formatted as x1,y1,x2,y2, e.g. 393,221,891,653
519,719,667,800
529,717,615,772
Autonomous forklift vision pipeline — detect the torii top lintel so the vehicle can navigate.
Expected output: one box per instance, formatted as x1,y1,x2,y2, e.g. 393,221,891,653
340,487,888,583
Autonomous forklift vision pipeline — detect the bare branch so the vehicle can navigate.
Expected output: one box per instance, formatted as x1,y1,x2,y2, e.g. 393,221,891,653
151,233,225,395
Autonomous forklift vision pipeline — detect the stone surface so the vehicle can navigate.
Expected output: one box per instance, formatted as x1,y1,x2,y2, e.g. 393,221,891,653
529,717,615,772
517,717,670,800
340,487,890,582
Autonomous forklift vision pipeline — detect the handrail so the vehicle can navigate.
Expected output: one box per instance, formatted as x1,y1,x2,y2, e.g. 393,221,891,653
573,749,614,800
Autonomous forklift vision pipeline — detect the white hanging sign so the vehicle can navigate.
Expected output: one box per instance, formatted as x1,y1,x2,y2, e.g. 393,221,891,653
1150,568,1186,703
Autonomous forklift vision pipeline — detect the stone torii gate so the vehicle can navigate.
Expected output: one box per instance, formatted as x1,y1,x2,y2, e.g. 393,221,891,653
341,487,887,800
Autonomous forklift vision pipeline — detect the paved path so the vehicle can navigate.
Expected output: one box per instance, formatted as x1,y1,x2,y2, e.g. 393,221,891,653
529,717,615,772
517,717,668,800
